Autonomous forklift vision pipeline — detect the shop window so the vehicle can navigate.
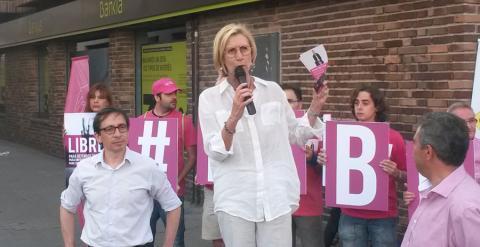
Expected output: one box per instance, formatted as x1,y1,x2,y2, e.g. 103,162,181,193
38,47,50,117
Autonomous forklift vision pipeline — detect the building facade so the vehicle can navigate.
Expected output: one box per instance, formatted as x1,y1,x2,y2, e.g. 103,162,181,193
1,0,480,238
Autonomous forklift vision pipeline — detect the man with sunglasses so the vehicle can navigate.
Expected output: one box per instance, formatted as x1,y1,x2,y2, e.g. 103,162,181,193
60,107,181,247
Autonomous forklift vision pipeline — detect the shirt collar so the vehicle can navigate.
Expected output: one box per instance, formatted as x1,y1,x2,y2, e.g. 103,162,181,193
430,166,468,198
218,76,268,94
95,147,133,169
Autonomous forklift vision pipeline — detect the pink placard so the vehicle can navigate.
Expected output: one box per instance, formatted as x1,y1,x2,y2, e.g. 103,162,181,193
294,110,307,194
195,110,308,195
474,139,480,183
405,141,420,220
464,140,475,177
128,118,178,190
64,56,89,113
325,121,389,211
195,124,211,185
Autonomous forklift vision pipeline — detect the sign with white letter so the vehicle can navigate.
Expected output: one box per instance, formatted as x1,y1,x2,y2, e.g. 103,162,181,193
325,121,389,211
128,118,178,190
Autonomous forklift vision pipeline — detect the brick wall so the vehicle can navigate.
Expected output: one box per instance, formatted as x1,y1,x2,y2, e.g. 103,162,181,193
193,0,480,239
109,30,136,116
196,0,480,139
2,42,67,156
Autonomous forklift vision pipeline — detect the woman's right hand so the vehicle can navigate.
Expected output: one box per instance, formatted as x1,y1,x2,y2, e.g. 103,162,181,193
230,83,253,122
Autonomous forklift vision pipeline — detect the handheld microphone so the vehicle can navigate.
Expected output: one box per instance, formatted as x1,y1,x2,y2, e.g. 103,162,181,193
234,66,256,115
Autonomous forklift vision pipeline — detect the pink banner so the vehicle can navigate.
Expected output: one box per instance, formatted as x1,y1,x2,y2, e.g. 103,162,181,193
128,118,178,190
64,56,90,113
325,121,389,211
196,110,308,195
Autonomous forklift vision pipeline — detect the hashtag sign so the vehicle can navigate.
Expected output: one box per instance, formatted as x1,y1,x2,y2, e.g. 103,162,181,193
128,118,179,190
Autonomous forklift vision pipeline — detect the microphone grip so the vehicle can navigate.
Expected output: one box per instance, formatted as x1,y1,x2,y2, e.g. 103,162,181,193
246,100,256,115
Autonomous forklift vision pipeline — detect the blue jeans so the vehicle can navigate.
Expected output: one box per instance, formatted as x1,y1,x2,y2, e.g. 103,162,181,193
148,197,185,247
338,213,396,247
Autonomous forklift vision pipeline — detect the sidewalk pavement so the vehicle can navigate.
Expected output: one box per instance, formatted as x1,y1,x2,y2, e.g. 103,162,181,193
0,139,211,247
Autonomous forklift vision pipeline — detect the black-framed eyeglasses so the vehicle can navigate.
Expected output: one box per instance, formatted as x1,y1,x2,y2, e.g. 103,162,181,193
100,124,128,135
287,99,299,104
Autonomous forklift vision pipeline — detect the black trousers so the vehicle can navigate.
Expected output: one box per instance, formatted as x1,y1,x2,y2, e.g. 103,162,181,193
324,207,341,246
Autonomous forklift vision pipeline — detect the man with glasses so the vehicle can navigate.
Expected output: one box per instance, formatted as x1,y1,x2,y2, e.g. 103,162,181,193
282,84,325,247
142,77,196,247
60,107,181,247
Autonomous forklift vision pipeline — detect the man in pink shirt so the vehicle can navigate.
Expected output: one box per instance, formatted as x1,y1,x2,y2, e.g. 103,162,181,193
401,112,480,247
142,78,196,247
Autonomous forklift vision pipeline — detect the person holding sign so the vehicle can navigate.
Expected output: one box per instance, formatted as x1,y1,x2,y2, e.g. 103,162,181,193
282,84,325,247
60,107,181,247
142,78,196,247
198,23,328,247
331,85,406,247
85,83,112,113
401,112,480,247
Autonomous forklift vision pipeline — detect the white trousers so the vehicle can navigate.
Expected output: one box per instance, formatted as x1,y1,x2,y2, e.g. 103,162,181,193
217,211,292,247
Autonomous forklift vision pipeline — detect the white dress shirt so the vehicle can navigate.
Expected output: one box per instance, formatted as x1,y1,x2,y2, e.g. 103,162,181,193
199,77,323,222
61,148,181,247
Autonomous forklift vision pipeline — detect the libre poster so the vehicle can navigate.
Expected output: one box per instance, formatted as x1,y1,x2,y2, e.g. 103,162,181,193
64,112,99,167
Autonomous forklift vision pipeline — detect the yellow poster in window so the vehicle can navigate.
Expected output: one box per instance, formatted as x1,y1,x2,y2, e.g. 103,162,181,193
141,42,187,114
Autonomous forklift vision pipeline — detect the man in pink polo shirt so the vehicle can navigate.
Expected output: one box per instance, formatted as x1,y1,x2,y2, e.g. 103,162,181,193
401,112,480,247
142,78,196,247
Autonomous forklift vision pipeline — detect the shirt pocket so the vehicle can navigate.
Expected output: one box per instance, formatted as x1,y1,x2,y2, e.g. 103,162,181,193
261,101,281,126
214,110,244,132
128,185,150,206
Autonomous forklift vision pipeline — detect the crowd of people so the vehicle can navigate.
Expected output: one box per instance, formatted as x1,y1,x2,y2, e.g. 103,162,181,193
59,23,480,247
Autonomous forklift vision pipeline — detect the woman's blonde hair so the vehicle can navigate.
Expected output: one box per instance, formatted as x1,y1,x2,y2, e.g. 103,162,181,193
213,23,257,76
